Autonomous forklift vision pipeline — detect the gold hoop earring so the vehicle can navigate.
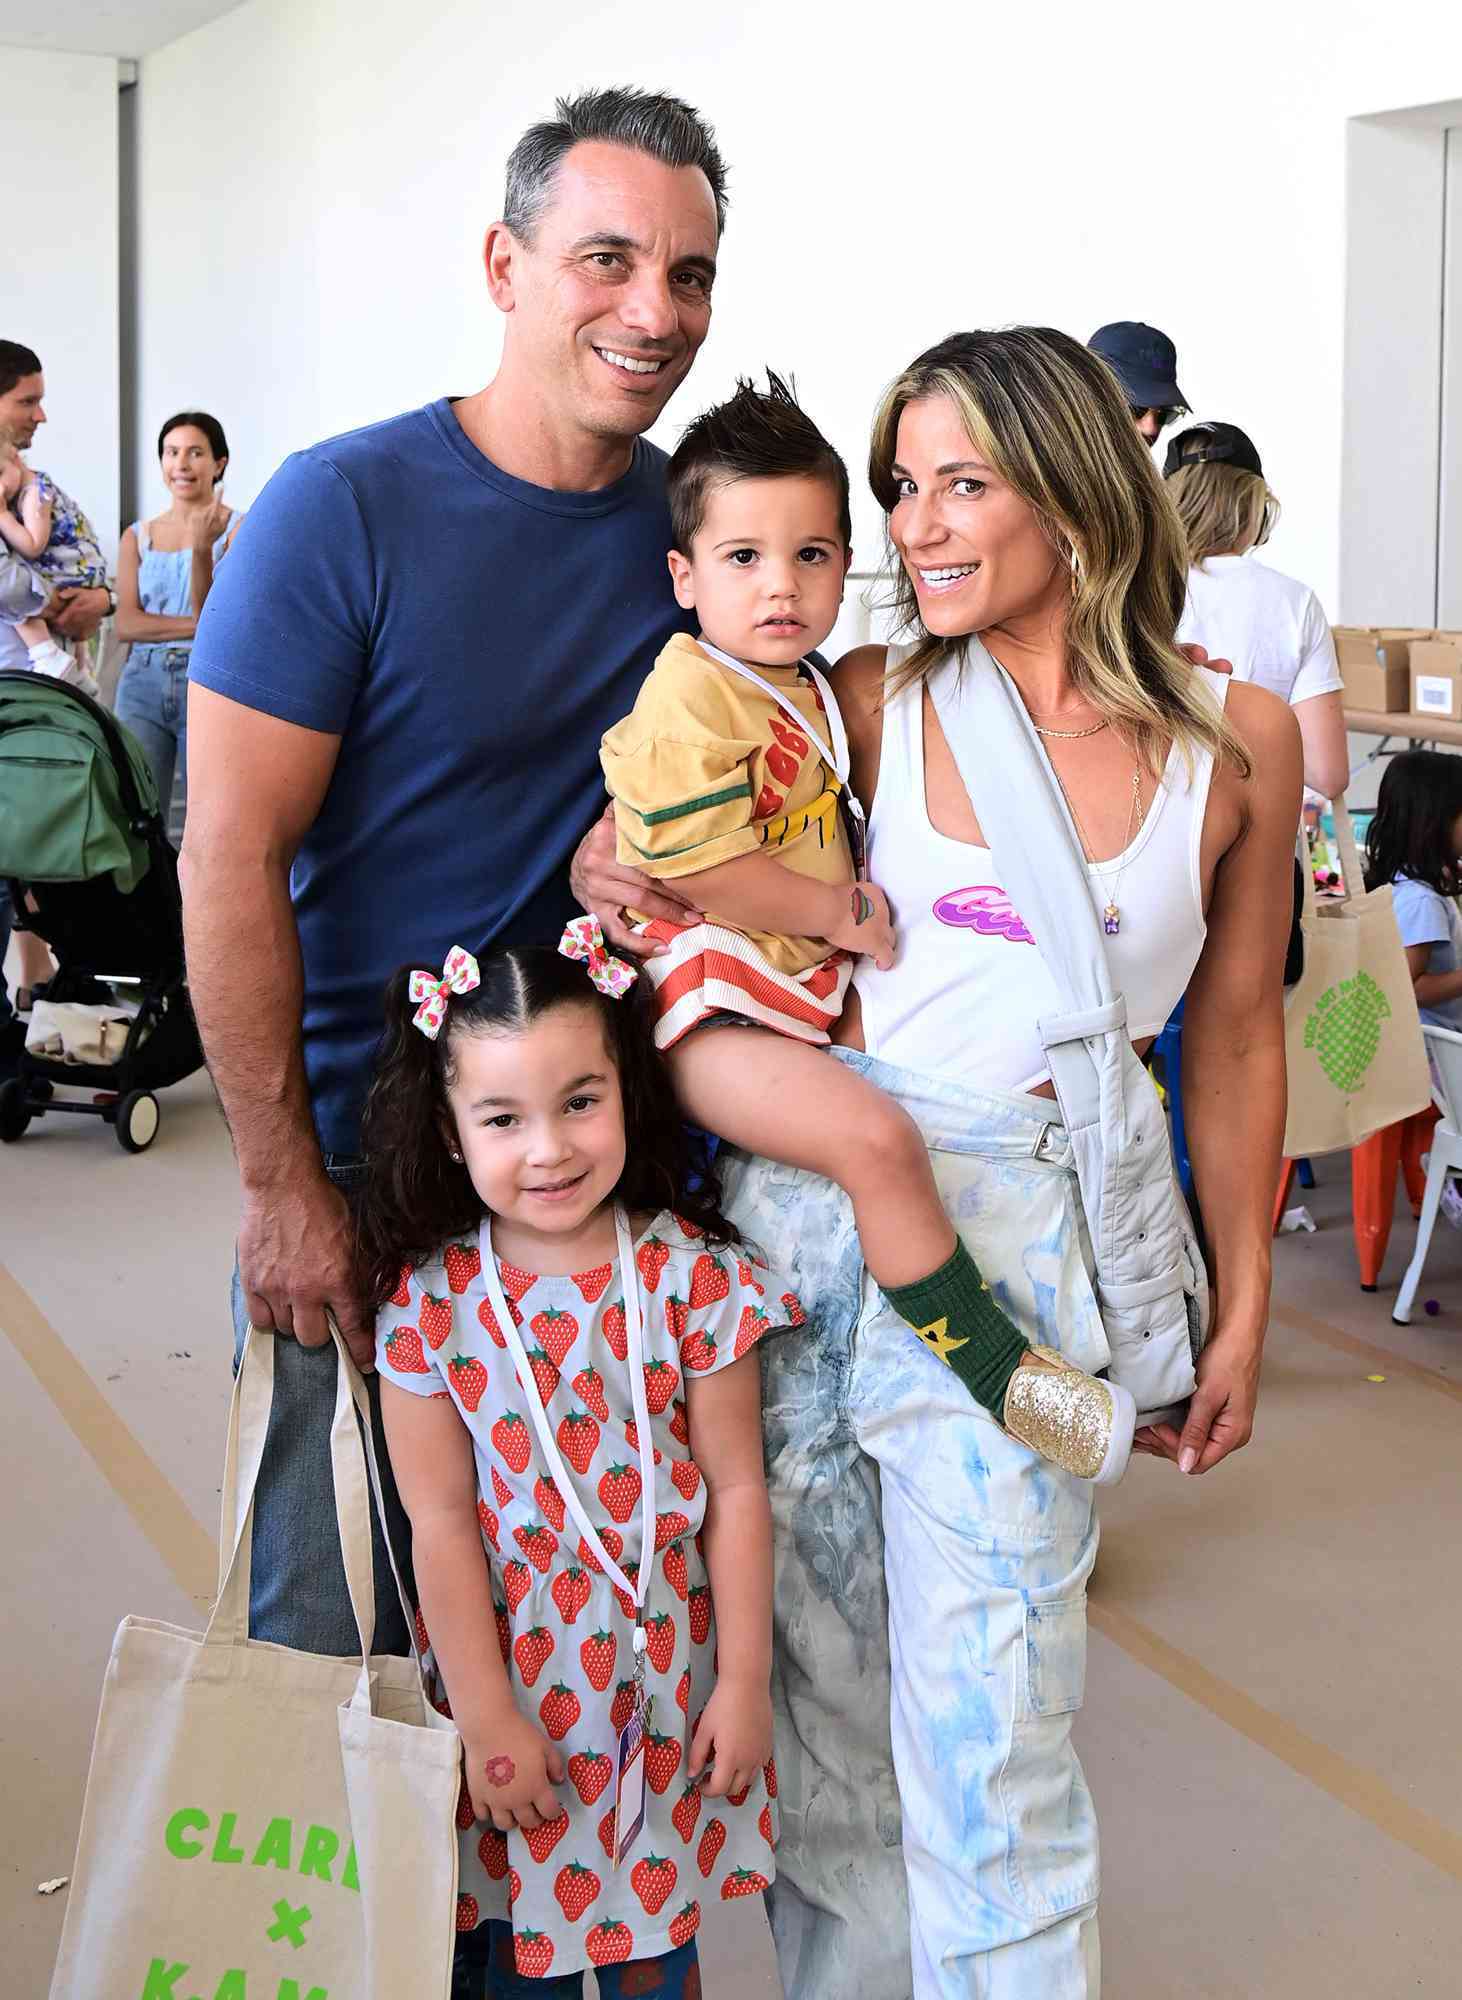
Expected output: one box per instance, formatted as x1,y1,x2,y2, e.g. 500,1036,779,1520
1066,543,1082,592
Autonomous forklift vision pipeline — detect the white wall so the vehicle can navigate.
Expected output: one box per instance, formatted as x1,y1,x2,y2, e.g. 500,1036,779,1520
134,0,1462,619
1,46,120,563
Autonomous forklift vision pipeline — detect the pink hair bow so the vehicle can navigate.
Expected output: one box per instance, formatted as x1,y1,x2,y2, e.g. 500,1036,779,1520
558,915,638,999
408,945,480,1039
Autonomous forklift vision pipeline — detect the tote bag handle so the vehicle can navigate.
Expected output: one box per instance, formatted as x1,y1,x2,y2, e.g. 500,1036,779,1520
207,1325,423,1717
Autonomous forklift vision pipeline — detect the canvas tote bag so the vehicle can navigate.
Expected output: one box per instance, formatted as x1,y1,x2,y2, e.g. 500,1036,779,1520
50,1327,461,2000
1282,796,1432,1157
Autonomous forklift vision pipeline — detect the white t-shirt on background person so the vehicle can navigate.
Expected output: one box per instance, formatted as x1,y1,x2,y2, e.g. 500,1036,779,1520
1177,553,1342,708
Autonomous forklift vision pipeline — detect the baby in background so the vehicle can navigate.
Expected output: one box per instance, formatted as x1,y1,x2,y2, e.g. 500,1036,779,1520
600,375,1136,1485
0,428,102,695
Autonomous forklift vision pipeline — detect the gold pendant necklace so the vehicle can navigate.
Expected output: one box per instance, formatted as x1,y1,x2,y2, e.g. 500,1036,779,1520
1052,764,1143,935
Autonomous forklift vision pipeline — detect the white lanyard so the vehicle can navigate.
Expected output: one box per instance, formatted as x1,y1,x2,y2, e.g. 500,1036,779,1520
696,637,869,872
478,1208,658,1646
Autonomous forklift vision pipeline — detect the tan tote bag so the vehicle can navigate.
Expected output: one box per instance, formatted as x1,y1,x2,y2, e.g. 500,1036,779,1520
50,1328,461,2000
1282,796,1432,1158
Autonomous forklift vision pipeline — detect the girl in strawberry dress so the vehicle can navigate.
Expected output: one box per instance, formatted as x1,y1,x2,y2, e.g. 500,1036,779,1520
358,926,796,1994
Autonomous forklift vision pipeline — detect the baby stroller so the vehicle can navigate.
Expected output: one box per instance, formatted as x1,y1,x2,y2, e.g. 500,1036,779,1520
0,670,204,1151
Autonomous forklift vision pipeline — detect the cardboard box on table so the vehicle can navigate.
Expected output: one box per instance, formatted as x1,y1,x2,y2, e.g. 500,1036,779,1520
1333,627,1432,713
1410,635,1462,722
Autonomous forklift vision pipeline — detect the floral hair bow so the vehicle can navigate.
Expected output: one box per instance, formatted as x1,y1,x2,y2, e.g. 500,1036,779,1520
408,945,480,1039
558,915,638,999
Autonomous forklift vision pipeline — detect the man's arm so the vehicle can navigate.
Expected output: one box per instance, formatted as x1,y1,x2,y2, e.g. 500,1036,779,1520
48,585,109,641
180,686,372,1365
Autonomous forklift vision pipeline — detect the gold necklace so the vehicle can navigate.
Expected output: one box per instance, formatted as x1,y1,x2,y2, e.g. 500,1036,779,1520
1050,761,1144,935
1030,716,1110,740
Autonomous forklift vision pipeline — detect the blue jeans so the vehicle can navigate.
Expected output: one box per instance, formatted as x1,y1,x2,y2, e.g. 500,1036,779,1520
115,644,189,818
451,1919,701,1997
228,1158,415,1654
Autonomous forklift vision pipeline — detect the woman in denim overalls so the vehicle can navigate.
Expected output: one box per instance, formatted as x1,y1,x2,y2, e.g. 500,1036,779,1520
709,332,1301,1998
115,410,241,824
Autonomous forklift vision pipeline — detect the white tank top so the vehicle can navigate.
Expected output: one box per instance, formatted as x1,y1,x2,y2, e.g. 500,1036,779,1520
853,656,1221,1092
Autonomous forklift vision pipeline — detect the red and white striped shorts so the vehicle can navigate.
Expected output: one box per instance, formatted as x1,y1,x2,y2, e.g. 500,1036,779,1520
634,917,852,1051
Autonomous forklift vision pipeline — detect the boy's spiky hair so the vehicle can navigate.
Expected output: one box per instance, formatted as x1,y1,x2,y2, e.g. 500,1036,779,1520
667,371,851,553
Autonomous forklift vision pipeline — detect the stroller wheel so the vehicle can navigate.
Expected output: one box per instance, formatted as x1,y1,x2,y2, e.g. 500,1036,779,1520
0,1078,31,1142
116,1089,160,1154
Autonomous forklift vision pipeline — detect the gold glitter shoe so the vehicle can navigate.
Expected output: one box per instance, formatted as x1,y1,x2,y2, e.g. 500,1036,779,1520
1001,1345,1135,1485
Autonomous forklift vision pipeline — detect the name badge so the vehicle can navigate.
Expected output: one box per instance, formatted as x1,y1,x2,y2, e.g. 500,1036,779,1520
612,1699,650,1867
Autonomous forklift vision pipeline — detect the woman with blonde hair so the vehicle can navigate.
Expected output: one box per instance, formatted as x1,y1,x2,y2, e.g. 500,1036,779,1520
707,329,1300,1997
1168,419,1349,799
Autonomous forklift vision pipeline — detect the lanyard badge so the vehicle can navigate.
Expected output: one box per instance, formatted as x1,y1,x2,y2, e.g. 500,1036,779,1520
480,1206,659,1865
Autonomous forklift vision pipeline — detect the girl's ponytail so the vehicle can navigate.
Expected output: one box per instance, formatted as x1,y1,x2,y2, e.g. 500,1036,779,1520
355,966,483,1307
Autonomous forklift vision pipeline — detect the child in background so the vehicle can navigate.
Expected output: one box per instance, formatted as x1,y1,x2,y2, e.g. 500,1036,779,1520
600,375,1134,1485
1365,749,1462,1029
0,429,98,692
360,931,790,1994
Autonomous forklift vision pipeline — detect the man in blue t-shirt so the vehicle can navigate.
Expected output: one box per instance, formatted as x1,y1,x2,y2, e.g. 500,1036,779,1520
183,87,726,1655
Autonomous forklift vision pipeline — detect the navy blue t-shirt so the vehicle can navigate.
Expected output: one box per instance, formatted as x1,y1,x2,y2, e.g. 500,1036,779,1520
189,398,690,1155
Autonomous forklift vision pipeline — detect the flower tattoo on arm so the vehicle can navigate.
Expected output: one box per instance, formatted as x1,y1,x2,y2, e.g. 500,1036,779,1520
484,1755,516,1787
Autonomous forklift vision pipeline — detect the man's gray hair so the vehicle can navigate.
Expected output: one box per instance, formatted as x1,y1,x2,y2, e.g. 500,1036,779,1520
503,87,728,243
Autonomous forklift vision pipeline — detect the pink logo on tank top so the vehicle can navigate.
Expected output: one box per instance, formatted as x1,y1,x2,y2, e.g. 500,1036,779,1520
932,885,1035,945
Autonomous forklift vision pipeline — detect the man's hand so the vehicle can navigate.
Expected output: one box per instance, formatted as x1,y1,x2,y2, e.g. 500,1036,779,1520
569,804,702,958
48,586,109,641
1179,641,1233,677
1132,1323,1262,1474
238,1169,374,1370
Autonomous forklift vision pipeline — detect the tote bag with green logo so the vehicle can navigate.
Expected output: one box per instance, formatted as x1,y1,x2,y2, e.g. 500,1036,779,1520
1282,797,1432,1158
49,1329,461,2000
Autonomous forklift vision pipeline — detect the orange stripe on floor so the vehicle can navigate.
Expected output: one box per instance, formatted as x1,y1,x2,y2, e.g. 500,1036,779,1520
1270,1301,1462,1405
0,1265,214,1606
1088,1594,1462,1884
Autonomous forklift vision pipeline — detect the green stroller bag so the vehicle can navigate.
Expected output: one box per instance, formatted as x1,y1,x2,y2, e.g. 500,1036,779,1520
0,674,159,892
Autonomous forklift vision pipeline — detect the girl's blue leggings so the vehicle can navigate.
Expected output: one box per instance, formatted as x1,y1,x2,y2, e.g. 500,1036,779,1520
452,1919,701,1997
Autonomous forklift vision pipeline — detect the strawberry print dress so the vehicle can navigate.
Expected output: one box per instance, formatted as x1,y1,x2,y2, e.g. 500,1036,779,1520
376,1210,800,1980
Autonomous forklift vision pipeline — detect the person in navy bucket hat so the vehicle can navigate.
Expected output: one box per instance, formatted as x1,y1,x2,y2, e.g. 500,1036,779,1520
1089,320,1189,444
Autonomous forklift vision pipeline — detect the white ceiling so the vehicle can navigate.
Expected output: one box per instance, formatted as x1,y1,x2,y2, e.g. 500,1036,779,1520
0,0,242,59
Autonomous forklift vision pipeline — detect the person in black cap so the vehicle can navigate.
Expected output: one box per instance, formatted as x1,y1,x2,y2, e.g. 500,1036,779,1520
1166,420,1348,800
1088,320,1189,446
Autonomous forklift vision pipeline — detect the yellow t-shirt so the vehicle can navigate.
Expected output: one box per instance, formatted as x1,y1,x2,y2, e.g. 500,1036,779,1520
601,633,853,976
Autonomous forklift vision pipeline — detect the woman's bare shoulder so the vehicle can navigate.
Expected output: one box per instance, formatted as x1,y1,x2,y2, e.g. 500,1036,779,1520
1224,678,1302,771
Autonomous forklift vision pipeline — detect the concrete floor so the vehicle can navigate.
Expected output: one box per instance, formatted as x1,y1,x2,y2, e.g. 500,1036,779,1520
4,1044,1462,1996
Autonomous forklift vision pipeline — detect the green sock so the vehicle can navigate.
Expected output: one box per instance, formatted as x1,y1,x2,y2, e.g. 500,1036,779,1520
883,1240,1030,1419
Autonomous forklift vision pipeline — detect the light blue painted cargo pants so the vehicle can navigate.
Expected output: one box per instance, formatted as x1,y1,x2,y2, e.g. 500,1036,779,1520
722,1050,1105,2000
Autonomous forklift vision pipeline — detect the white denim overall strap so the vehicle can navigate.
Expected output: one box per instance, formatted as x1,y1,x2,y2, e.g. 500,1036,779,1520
928,638,1210,1417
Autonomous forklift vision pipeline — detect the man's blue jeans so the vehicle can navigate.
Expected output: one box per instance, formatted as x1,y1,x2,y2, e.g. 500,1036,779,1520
228,1160,415,1654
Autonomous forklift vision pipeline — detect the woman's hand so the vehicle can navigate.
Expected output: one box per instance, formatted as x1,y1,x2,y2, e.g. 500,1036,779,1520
1132,1321,1263,1474
689,1674,773,1800
828,879,896,968
190,498,232,550
463,1701,568,1831
569,803,702,958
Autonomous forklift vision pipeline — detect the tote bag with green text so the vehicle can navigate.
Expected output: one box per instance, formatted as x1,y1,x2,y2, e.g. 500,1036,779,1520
49,1329,461,2000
